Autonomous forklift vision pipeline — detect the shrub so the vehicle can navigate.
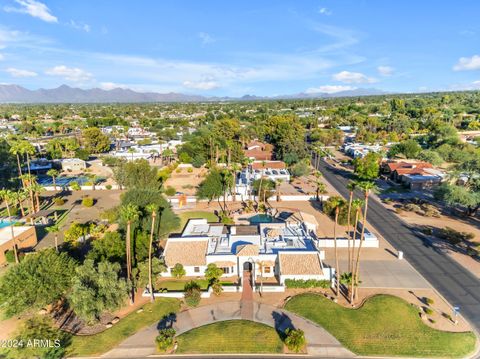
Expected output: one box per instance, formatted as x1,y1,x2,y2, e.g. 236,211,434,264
290,161,309,177
82,197,94,207
54,197,65,206
284,328,305,353
84,181,93,186
403,203,422,214
171,263,186,278
395,207,403,214
175,168,182,173
421,204,441,218
165,186,176,196
437,227,474,245
5,250,16,263
105,184,112,190
100,207,118,223
184,280,201,307
70,181,81,191
155,328,176,352
187,167,193,173
211,280,223,296
284,279,331,288
424,307,434,315
425,297,434,305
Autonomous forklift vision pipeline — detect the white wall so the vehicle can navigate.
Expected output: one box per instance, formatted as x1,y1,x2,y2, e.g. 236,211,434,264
316,237,379,248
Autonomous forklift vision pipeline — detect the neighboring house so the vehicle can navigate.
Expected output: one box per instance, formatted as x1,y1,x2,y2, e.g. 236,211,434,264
251,161,290,182
244,139,274,160
0,226,37,265
343,143,383,158
162,218,332,287
382,160,445,189
61,158,87,172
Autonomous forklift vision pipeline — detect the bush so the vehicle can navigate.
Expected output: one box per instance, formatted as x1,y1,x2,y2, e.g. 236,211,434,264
403,203,422,214
105,184,112,190
155,328,176,352
425,297,434,305
421,204,441,218
70,181,81,191
437,227,474,245
184,280,201,307
290,161,309,177
395,207,403,214
54,197,65,206
5,250,16,263
187,167,193,173
175,168,182,173
171,263,186,278
284,279,331,288
82,197,94,207
284,328,305,353
165,186,176,196
424,307,434,315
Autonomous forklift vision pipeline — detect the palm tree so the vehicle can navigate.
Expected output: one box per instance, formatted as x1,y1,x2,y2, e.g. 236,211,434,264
349,199,363,303
20,141,36,176
314,171,324,201
146,203,158,302
346,180,358,273
127,147,136,161
19,174,36,215
257,160,266,207
31,182,44,213
230,163,241,202
0,190,19,263
8,140,24,181
329,196,345,297
12,190,25,217
275,179,283,202
352,181,376,303
220,169,233,215
46,224,60,252
47,169,59,191
120,203,140,304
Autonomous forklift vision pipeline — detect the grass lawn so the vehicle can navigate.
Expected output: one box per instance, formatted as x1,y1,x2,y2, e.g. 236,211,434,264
285,294,476,358
66,298,180,357
176,320,284,354
157,279,210,291
177,210,219,231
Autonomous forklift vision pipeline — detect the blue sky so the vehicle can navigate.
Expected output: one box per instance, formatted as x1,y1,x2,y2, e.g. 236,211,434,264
0,0,479,96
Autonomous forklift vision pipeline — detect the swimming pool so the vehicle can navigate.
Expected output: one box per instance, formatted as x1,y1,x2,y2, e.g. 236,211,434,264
37,175,105,187
0,221,17,229
246,214,281,224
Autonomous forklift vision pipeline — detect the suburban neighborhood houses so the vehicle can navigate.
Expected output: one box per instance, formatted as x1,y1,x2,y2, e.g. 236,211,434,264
0,1,480,358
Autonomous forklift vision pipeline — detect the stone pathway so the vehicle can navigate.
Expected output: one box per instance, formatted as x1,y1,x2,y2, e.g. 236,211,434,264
102,301,354,358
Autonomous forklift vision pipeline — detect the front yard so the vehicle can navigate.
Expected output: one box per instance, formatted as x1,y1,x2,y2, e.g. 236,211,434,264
66,298,180,357
175,320,284,354
285,293,476,358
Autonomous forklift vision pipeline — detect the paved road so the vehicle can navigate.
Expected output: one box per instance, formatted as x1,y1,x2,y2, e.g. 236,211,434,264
102,301,353,358
315,158,480,333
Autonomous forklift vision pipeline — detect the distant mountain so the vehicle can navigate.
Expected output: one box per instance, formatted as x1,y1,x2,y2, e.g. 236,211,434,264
0,84,388,103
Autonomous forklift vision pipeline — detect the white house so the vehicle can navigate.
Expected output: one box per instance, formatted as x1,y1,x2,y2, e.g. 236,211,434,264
163,218,333,288
61,158,86,172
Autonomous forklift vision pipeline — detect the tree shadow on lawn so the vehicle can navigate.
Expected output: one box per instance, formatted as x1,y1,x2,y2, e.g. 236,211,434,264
157,312,177,331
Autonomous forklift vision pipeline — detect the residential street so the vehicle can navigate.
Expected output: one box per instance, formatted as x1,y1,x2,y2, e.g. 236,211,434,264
315,158,480,333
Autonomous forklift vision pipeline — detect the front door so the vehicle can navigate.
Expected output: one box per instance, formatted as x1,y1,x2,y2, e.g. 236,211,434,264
243,261,252,271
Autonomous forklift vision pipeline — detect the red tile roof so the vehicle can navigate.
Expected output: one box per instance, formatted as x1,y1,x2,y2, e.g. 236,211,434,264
252,161,286,170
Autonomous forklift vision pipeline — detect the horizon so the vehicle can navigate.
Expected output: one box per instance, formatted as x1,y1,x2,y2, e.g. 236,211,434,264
0,1,479,97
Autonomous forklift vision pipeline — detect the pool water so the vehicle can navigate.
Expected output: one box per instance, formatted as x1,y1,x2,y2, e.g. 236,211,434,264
0,221,17,229
247,214,280,224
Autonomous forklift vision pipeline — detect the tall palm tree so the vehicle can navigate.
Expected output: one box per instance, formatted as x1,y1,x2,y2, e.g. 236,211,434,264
352,181,376,303
46,224,60,252
120,204,140,304
0,190,19,263
220,169,233,215
329,196,344,297
31,182,44,213
314,171,324,201
346,180,358,273
47,169,60,191
8,140,24,181
12,190,25,217
20,141,36,177
230,163,241,203
349,199,363,303
146,203,158,302
19,174,36,215
275,179,283,202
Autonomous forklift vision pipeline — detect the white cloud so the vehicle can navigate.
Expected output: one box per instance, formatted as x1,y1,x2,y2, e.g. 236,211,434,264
69,20,90,32
333,70,376,83
100,82,129,90
453,55,480,71
183,79,219,90
318,7,332,15
45,65,93,82
4,0,57,23
377,65,394,76
305,85,354,94
198,32,215,45
5,67,37,77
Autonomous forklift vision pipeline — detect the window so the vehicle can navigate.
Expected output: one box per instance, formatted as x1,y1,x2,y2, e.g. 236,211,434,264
222,267,230,274
264,266,271,273
194,267,200,273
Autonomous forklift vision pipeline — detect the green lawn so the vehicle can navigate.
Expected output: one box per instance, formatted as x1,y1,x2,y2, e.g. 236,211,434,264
66,298,180,357
176,320,284,354
177,210,219,231
285,294,476,358
157,279,210,291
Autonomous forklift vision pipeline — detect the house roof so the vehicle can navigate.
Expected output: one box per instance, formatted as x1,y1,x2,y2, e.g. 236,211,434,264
164,239,208,267
251,161,286,170
279,252,323,275
385,161,432,173
246,140,273,151
236,244,259,256
244,149,273,160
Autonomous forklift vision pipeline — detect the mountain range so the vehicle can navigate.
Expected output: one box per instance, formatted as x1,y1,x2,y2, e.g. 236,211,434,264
0,84,387,103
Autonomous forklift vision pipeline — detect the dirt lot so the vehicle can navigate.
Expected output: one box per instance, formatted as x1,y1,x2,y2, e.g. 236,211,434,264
164,166,208,196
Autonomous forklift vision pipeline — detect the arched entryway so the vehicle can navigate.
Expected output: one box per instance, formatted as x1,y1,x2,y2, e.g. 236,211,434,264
243,261,253,271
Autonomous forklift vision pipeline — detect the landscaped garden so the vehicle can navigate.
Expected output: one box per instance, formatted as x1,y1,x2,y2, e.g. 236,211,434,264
175,320,284,354
284,293,476,358
66,298,180,357
157,279,210,291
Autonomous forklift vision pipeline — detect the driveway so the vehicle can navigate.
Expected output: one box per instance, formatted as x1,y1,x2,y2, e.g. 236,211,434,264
102,301,354,358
